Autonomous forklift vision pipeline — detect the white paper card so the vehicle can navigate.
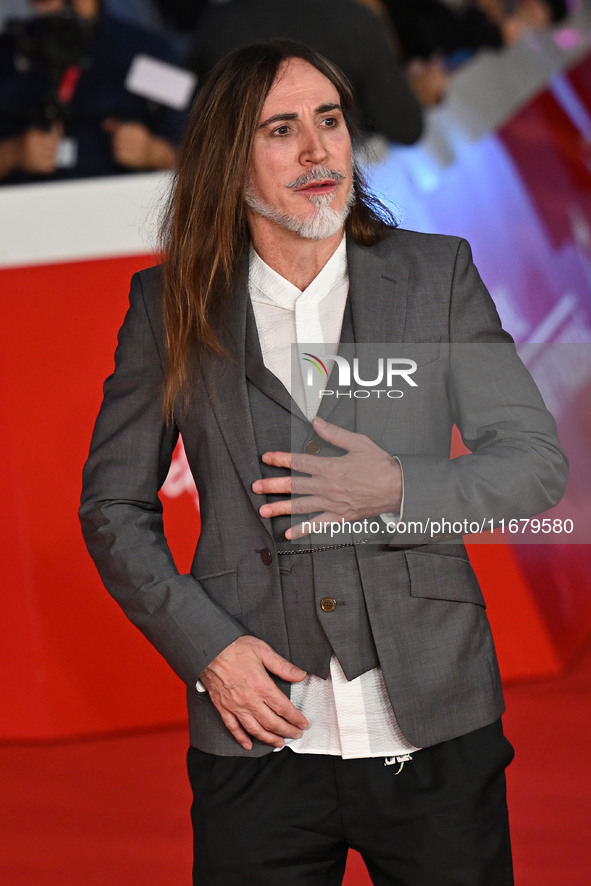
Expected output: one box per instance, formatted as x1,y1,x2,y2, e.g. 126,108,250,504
125,54,197,111
55,137,77,168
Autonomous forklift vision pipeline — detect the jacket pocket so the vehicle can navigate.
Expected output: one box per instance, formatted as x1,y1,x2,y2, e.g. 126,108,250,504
405,550,486,607
195,569,242,616
404,337,442,367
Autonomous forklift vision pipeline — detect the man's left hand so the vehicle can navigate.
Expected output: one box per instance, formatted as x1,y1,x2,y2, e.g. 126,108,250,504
103,119,176,170
252,416,402,539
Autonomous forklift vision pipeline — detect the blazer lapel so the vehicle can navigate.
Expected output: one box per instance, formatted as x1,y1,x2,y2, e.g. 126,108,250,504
346,236,410,446
346,236,408,346
197,263,274,528
244,299,306,422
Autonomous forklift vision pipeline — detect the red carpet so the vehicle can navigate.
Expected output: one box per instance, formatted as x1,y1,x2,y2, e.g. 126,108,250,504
2,643,590,885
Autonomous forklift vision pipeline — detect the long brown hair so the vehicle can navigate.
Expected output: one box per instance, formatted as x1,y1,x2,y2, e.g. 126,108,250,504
160,40,396,420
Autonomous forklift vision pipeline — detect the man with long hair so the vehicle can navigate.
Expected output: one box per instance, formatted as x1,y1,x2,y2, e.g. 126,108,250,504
81,41,567,885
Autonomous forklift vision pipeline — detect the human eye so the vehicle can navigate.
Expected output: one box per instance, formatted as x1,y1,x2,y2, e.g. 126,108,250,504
271,123,291,137
320,116,339,129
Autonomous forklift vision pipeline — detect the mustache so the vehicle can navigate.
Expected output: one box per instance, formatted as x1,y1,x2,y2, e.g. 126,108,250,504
287,166,347,189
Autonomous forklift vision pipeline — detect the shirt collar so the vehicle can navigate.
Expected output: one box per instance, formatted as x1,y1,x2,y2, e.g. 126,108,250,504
249,235,348,310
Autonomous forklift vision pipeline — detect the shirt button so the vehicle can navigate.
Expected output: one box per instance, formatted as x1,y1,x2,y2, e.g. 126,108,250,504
305,436,322,455
259,548,273,566
320,596,337,613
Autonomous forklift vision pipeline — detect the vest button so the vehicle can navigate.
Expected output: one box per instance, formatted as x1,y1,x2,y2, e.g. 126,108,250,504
305,436,322,455
320,596,337,613
259,548,273,566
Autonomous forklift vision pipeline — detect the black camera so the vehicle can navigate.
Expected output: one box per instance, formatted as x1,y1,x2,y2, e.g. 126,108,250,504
5,9,95,124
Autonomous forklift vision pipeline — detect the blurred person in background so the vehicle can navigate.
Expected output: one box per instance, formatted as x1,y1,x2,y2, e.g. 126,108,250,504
0,0,187,183
187,0,424,146
378,0,568,59
360,0,568,105
477,0,569,35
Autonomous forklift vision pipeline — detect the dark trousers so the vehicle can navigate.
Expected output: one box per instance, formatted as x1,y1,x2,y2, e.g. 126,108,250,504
187,720,514,886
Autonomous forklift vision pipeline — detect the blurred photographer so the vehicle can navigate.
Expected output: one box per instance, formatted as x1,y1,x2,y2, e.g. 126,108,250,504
0,0,187,183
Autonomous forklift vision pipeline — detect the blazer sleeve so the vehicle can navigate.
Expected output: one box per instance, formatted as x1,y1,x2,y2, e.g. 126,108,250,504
79,271,247,686
395,238,568,537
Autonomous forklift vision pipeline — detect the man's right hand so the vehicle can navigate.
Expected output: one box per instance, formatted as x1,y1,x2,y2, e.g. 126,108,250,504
200,636,309,751
0,126,62,181
19,126,62,174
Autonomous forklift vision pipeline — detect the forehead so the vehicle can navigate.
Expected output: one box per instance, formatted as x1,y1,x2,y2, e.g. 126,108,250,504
260,58,340,118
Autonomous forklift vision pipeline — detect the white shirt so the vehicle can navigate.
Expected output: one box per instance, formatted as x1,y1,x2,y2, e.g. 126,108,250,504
249,238,419,759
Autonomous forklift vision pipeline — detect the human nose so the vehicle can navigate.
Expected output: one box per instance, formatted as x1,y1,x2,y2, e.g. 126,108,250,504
299,125,328,165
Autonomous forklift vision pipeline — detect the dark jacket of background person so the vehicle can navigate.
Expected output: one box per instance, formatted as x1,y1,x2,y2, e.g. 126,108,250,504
380,0,567,60
187,0,424,145
151,0,208,32
0,12,186,184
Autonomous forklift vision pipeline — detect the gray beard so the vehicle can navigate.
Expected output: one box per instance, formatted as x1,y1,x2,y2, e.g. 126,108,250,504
245,183,355,241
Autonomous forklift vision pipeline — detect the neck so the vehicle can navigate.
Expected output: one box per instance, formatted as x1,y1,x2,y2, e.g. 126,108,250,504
248,219,344,290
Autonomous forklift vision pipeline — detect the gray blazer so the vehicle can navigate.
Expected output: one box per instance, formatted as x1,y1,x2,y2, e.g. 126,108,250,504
80,229,568,755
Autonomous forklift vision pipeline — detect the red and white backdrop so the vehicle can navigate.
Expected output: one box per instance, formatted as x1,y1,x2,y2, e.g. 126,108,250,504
2,18,591,741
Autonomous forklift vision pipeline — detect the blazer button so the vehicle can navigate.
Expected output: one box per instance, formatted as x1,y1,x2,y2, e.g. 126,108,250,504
320,596,337,613
259,548,273,566
305,436,322,455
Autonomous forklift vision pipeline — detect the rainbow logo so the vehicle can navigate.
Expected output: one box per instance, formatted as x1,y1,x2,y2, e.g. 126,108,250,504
302,352,330,381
